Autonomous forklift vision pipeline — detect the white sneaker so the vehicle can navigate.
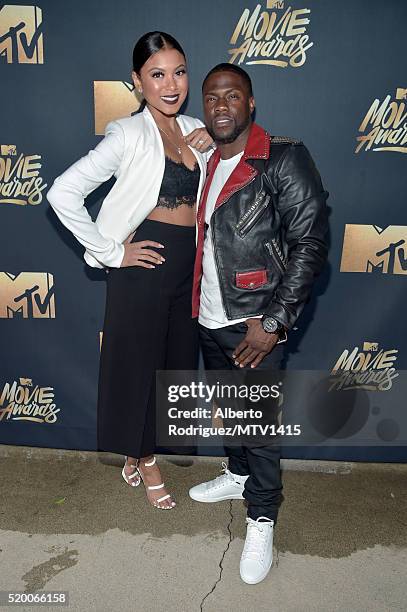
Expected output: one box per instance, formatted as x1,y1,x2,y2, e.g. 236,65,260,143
240,516,274,584
189,462,248,503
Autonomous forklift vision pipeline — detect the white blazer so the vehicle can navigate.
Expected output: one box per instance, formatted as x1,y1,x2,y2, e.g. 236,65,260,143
47,106,207,268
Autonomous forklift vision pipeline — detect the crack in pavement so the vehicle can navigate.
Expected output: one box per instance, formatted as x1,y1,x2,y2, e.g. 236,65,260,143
200,501,234,611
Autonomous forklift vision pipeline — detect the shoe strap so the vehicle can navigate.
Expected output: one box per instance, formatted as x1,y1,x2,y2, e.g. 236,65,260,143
156,494,171,503
144,456,156,467
147,482,165,490
127,470,140,480
124,456,138,469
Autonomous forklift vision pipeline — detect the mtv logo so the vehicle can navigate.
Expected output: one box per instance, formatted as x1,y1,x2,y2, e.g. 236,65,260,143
267,0,284,7
94,81,142,135
363,342,378,352
0,5,43,64
396,88,407,100
0,272,56,318
340,225,407,276
19,377,33,386
0,144,17,156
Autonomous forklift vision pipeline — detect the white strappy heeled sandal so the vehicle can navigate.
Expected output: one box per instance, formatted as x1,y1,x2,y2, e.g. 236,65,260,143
139,456,176,510
122,455,141,487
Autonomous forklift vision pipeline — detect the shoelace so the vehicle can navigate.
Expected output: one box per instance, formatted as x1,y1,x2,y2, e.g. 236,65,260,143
242,517,274,561
206,461,234,490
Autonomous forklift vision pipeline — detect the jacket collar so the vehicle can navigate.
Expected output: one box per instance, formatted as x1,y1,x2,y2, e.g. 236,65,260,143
207,122,270,209
243,121,271,160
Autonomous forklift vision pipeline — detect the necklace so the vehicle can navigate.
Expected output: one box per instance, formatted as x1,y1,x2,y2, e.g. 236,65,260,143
157,125,182,156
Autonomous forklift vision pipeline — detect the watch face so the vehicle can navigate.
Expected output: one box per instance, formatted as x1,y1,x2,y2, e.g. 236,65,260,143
264,317,278,332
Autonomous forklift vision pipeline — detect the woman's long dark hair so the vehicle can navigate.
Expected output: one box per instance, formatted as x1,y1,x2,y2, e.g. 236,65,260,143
133,31,186,112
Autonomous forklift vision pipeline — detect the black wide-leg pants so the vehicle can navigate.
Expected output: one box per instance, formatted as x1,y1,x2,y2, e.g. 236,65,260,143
199,322,284,522
97,219,199,459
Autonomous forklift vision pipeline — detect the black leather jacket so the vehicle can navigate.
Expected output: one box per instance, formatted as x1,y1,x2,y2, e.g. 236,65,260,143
192,122,329,330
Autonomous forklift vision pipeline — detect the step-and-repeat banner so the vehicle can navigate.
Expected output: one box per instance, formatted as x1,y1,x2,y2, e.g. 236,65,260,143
1,0,406,461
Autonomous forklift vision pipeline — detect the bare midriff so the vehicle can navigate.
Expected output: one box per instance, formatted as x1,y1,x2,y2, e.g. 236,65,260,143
147,203,197,226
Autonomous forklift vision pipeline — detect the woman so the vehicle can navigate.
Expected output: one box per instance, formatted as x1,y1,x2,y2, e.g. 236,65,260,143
47,32,213,509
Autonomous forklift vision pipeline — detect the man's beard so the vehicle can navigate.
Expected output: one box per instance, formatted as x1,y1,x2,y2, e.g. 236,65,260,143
207,116,250,145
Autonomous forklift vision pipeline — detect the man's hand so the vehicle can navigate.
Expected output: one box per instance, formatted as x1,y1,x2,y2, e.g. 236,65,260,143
120,231,165,268
184,127,214,153
232,319,279,368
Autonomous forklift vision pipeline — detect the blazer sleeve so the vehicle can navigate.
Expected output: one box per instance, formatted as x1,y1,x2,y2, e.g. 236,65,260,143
46,120,126,268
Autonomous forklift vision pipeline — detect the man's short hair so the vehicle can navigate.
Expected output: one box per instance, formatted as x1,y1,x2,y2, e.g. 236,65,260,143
202,63,253,97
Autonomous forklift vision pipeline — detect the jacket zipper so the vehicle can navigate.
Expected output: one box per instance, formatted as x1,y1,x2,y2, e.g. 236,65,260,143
210,175,257,318
236,194,270,237
265,239,286,275
211,219,230,317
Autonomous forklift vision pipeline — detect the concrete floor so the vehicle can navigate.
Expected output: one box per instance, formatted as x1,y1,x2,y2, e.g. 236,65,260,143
0,445,406,612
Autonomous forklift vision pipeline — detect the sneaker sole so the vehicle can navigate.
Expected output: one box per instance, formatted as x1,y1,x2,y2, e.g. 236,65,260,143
240,559,273,585
189,491,244,502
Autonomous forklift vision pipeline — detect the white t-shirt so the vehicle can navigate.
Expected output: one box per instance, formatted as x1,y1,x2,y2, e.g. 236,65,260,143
199,151,262,329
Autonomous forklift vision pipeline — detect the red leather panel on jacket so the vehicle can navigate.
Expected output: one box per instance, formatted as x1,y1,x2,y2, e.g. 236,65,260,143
235,269,267,289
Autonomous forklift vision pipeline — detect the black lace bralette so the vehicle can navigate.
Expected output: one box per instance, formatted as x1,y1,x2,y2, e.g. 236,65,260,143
156,156,200,210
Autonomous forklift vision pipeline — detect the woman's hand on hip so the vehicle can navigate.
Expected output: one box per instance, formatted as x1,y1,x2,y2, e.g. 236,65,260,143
184,127,214,153
120,239,165,268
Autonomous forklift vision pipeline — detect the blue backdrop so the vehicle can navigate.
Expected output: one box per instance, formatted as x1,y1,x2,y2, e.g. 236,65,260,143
1,0,406,461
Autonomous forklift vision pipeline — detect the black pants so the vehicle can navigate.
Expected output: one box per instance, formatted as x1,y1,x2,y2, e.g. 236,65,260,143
97,219,199,458
199,322,284,522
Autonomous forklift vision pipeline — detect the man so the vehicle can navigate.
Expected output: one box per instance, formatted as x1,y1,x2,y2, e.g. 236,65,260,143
189,63,328,584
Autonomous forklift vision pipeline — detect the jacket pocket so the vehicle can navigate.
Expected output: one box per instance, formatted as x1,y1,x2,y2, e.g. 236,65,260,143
264,239,286,275
235,269,268,289
236,194,271,238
